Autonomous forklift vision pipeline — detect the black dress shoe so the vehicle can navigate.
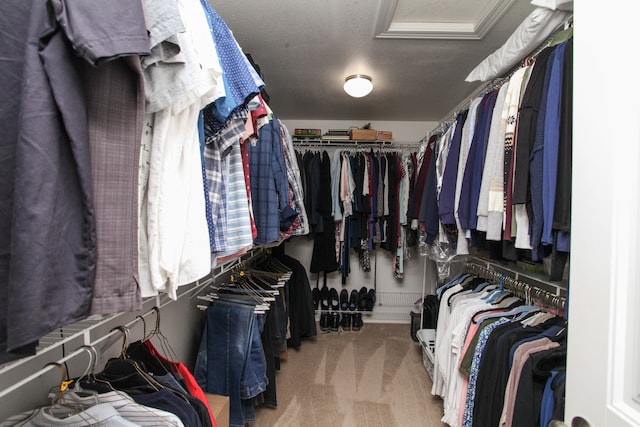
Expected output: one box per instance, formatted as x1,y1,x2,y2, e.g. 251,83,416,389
357,287,368,311
352,312,363,331
340,289,349,311
320,312,331,333
320,285,330,311
312,287,320,310
330,312,340,332
349,290,358,311
329,288,340,311
341,313,352,331
365,289,376,311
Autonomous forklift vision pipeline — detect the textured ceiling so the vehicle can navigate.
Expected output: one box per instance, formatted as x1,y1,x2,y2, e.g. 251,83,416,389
210,0,536,122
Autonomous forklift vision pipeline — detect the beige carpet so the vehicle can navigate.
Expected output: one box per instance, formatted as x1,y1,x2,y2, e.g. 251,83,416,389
253,323,448,427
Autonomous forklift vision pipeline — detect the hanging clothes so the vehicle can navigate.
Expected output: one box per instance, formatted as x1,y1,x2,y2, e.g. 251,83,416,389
248,116,299,245
309,151,338,274
4,0,150,361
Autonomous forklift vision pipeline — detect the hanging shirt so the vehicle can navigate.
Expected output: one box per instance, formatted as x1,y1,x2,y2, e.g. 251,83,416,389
554,39,573,253
249,116,296,245
542,41,568,246
0,0,38,363
203,108,248,252
512,47,554,205
139,0,223,298
279,122,309,236
458,90,499,231
530,48,557,261
455,97,482,255
8,0,149,353
502,67,530,241
331,150,343,221
439,110,469,226
199,0,263,122
476,83,508,237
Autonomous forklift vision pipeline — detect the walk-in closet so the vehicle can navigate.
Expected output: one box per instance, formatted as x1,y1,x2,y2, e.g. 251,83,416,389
1,1,638,426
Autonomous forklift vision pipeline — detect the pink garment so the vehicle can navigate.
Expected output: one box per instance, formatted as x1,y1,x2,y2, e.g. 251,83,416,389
499,338,560,427
456,309,502,427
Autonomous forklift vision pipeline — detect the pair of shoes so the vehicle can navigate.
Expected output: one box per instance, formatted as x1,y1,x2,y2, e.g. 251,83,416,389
352,312,363,331
341,313,352,331
349,290,358,311
330,312,340,332
319,312,331,333
340,289,349,311
330,288,340,311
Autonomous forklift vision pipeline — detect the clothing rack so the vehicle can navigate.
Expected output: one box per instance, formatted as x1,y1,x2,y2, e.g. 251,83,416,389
292,139,419,151
196,248,288,311
428,14,574,138
0,303,172,401
465,257,566,315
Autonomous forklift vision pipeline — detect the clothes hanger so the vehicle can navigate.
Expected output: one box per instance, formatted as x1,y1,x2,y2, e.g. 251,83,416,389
147,307,179,362
127,314,172,377
95,326,164,394
39,362,92,419
67,345,101,398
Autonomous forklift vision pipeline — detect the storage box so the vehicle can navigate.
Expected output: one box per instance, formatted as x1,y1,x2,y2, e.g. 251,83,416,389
416,329,436,381
376,130,393,141
349,129,377,141
410,310,421,342
206,393,230,427
293,128,322,138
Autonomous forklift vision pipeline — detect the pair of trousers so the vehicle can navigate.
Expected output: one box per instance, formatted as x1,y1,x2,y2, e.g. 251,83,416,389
195,299,267,427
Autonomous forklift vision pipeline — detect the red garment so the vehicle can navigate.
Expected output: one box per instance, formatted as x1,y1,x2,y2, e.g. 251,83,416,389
411,135,436,219
144,340,217,427
240,140,258,239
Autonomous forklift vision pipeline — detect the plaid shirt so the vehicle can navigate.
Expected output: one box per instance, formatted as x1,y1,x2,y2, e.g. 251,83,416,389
249,116,295,245
279,121,309,236
203,108,248,251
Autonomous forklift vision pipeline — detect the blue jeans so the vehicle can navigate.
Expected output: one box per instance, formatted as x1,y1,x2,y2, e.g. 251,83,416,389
194,299,268,427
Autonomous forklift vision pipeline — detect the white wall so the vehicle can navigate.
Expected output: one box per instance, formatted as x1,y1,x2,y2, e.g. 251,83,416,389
281,119,437,142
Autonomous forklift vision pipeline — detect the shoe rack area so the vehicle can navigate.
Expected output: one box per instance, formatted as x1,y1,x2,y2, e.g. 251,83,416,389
284,237,437,325
315,286,375,333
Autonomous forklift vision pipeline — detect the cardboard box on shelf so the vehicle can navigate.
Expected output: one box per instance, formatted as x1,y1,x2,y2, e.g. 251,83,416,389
205,393,230,427
376,130,393,140
349,129,377,140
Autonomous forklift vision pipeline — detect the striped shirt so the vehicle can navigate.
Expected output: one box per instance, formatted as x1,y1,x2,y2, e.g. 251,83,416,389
1,391,184,426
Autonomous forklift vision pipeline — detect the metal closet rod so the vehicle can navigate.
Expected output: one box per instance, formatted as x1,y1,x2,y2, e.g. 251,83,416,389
465,260,566,314
292,140,419,149
0,305,166,400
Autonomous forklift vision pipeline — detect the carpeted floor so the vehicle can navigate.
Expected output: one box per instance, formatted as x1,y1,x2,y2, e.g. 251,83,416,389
252,322,448,427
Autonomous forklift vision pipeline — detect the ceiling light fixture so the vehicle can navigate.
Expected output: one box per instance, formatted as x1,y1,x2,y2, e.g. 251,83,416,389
343,74,373,98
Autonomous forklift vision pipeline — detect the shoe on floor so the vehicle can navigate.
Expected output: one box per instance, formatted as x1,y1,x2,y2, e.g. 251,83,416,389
330,312,340,332
352,312,363,331
340,313,352,331
320,312,331,333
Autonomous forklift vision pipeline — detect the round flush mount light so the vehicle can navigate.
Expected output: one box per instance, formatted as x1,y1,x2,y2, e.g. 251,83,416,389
343,74,373,98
